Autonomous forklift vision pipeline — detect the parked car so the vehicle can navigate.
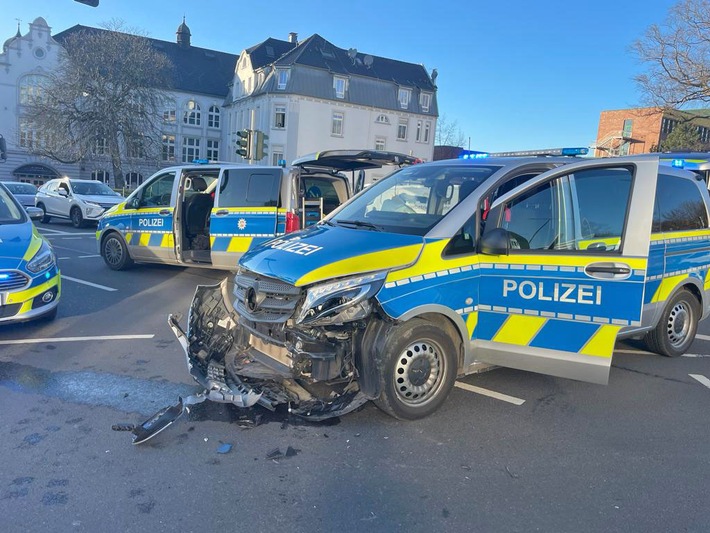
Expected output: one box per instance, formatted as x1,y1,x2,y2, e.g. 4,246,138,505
0,182,60,323
36,178,124,228
4,182,38,209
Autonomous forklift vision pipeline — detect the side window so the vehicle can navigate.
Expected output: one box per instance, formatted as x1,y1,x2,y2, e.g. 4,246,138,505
138,172,176,208
218,169,282,208
487,166,633,253
656,174,708,232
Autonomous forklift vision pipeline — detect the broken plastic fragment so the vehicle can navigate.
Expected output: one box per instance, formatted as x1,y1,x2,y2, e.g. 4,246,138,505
131,398,186,445
217,443,232,454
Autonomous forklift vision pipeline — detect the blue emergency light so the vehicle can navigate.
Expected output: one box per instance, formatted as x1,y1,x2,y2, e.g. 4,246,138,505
192,158,209,164
0,274,8,280
672,159,685,168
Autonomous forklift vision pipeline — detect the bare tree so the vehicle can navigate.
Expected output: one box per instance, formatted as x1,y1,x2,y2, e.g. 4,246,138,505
435,114,467,147
633,0,710,109
24,20,173,188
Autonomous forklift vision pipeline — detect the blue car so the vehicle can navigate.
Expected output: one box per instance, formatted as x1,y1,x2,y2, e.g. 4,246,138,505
0,182,60,323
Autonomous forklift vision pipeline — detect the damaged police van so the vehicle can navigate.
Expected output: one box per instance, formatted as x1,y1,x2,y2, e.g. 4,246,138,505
170,151,710,420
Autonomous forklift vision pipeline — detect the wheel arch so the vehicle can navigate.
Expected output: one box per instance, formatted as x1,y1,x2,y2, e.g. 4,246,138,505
99,228,131,257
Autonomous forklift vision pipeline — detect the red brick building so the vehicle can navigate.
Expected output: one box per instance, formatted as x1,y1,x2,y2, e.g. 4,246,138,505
594,107,710,157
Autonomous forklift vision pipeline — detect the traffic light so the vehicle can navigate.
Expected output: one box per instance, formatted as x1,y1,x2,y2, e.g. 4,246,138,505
74,0,99,5
0,135,6,161
236,129,251,159
254,131,269,161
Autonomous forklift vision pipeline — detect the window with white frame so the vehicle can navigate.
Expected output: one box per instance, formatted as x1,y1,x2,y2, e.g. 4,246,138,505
91,170,110,183
274,105,286,128
416,120,422,142
397,118,408,140
19,118,38,149
375,114,389,124
163,108,176,124
420,92,431,112
19,75,48,105
182,137,201,162
162,134,175,161
333,77,347,99
94,134,108,155
125,172,143,189
272,146,285,166
375,137,386,151
277,70,289,90
424,121,431,143
183,101,201,126
208,105,220,128
398,88,411,109
127,137,145,159
332,112,344,136
206,139,220,161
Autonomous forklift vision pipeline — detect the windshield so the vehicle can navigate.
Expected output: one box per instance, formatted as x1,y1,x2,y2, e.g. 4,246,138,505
71,181,119,196
330,163,501,235
0,185,26,224
5,183,37,195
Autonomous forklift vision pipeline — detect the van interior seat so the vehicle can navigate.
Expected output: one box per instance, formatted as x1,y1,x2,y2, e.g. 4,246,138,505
184,176,213,237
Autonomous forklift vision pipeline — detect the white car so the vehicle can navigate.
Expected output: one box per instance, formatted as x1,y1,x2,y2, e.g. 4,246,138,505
36,178,124,228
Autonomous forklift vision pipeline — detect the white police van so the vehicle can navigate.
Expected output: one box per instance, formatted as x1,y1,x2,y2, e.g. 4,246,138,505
96,150,416,270
169,150,710,421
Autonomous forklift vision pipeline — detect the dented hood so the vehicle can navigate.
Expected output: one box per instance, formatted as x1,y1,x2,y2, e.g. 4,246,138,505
239,224,425,287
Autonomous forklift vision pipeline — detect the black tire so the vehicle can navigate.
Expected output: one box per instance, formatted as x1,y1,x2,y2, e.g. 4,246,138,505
374,318,457,420
101,233,134,270
70,207,84,228
644,288,700,357
37,203,51,223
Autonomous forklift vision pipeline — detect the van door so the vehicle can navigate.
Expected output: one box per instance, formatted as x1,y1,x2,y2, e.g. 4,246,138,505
126,170,178,263
210,168,283,270
473,158,658,384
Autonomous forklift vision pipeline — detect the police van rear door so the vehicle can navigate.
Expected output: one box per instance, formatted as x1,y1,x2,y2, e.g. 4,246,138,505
474,157,658,385
210,168,283,270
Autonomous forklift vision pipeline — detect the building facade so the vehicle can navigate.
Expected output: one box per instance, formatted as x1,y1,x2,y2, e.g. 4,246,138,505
0,19,437,187
594,107,710,157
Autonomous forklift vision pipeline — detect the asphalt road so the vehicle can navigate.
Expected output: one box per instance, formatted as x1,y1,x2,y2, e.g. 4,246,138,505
1,221,709,532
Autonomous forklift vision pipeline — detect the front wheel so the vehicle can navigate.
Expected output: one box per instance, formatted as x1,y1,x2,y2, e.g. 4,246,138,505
101,233,134,270
374,318,457,420
70,207,84,228
37,203,51,223
644,289,700,357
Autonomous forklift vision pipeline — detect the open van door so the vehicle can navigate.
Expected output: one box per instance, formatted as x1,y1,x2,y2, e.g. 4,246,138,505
210,168,283,270
473,157,658,385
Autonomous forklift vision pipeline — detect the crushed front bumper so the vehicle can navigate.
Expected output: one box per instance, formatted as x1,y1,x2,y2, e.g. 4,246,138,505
169,278,369,420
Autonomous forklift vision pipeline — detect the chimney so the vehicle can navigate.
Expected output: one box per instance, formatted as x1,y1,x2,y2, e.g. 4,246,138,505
288,32,298,44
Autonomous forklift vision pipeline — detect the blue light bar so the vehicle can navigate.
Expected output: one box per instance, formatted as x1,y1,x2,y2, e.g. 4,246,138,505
192,158,209,164
672,159,685,168
561,147,589,156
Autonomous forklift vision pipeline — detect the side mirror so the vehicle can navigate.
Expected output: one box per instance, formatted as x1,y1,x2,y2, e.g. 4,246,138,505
479,228,510,255
125,197,139,209
26,206,44,221
58,188,69,197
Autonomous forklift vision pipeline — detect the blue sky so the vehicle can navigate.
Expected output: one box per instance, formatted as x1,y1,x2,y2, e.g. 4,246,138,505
3,0,679,152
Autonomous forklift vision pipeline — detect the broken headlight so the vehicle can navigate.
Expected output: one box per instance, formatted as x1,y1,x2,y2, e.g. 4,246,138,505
296,271,387,326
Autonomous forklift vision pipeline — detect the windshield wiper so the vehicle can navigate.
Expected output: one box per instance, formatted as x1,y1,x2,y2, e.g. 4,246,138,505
334,219,383,231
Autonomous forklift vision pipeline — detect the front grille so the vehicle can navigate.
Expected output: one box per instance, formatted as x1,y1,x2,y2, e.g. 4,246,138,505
234,270,301,324
0,270,30,292
0,303,21,319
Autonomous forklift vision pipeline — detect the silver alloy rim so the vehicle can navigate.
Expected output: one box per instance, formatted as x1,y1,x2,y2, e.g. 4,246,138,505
394,339,445,406
104,238,123,267
666,301,691,348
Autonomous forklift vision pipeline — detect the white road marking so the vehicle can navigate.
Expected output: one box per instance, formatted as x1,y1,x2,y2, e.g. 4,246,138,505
0,334,154,345
61,275,117,292
42,231,96,237
60,237,83,240
695,334,710,342
689,374,710,389
78,254,101,258
615,349,650,355
455,382,526,405
682,353,710,358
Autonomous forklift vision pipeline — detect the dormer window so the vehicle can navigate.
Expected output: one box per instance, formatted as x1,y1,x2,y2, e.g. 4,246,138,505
398,88,411,109
334,76,348,99
375,114,389,124
277,70,289,90
420,92,431,113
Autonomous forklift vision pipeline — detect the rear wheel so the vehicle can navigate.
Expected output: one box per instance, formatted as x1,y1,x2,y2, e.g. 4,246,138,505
644,289,700,357
37,203,51,223
374,318,457,420
70,207,84,228
101,233,134,270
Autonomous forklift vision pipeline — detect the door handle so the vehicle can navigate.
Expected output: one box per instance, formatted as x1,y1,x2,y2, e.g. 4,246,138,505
215,209,229,216
584,262,632,279
159,209,171,216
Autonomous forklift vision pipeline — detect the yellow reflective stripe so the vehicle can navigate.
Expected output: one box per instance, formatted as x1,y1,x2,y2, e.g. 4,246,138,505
579,324,620,358
6,275,60,305
465,311,478,339
211,207,286,214
387,241,457,283
139,233,151,247
226,237,253,253
296,244,422,287
22,234,43,262
492,314,546,346
651,229,710,242
578,237,620,250
651,273,688,303
485,254,648,270
161,234,174,248
704,270,710,291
